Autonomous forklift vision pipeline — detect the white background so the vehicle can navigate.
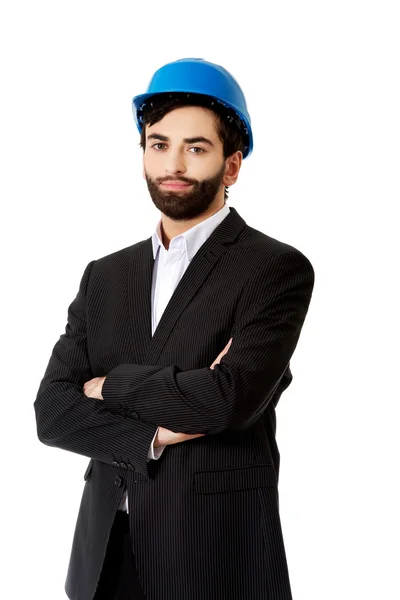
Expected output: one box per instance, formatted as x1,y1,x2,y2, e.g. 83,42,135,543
1,1,399,598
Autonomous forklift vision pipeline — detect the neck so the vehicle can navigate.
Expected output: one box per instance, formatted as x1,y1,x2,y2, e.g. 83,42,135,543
161,201,225,249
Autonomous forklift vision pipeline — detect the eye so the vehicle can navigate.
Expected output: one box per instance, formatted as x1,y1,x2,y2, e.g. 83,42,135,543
150,143,205,154
189,147,205,154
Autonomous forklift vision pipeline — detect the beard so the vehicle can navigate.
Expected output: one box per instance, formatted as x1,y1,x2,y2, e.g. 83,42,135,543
144,161,226,221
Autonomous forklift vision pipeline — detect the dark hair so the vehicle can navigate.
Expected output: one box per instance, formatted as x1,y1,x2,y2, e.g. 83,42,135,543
138,92,247,202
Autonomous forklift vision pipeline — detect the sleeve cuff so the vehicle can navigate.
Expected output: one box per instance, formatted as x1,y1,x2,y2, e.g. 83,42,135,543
147,427,167,461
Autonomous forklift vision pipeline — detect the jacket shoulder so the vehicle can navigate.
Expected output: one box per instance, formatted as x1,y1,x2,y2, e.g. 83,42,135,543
91,238,148,268
240,225,315,275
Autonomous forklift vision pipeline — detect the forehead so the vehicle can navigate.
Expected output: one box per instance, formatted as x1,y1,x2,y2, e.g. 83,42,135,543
147,105,218,136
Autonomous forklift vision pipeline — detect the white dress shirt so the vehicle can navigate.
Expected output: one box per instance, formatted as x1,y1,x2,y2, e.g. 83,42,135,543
118,202,231,513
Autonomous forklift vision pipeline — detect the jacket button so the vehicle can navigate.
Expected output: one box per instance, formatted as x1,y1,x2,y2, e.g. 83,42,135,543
112,461,119,466
114,476,123,487
131,412,139,419
127,464,135,471
119,462,127,469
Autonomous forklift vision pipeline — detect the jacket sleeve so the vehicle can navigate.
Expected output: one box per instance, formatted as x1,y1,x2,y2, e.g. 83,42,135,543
33,260,159,477
102,249,315,434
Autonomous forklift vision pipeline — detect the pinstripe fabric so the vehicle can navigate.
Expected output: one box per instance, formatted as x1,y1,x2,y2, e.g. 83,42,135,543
119,202,232,513
34,205,315,600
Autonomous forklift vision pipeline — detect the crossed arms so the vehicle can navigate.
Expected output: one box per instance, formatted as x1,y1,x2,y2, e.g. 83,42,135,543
34,249,314,477
82,338,233,448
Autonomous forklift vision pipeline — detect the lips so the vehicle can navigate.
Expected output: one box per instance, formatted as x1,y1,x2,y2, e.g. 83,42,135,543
161,182,192,189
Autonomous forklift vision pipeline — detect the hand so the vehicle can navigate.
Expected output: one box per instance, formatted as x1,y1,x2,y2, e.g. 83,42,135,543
154,426,206,448
83,376,106,400
210,337,233,370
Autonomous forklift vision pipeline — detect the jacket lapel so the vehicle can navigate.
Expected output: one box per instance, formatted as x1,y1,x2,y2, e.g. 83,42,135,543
128,205,247,365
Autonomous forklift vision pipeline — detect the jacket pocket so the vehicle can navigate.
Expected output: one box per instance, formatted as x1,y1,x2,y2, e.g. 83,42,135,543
83,458,94,481
193,463,277,494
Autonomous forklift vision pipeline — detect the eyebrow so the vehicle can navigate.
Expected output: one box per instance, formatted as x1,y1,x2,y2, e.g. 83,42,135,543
146,133,215,147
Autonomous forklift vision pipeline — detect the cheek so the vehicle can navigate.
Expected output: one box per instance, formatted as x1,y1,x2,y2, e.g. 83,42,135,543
193,163,212,181
144,152,165,172
143,154,159,177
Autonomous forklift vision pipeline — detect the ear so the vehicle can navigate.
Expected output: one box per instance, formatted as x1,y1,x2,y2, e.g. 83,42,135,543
222,151,243,186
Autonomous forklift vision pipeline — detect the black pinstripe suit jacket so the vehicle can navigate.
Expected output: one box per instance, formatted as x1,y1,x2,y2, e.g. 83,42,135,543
34,205,315,600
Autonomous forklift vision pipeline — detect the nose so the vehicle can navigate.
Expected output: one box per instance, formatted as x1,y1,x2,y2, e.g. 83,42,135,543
164,149,186,176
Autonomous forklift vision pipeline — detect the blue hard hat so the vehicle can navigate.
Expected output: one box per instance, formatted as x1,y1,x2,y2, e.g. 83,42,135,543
132,58,253,159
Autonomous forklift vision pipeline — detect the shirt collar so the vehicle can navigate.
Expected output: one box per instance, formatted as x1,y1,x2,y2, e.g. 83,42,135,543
151,203,230,261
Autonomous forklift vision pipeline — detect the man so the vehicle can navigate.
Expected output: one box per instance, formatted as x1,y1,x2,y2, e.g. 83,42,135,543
34,57,315,600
